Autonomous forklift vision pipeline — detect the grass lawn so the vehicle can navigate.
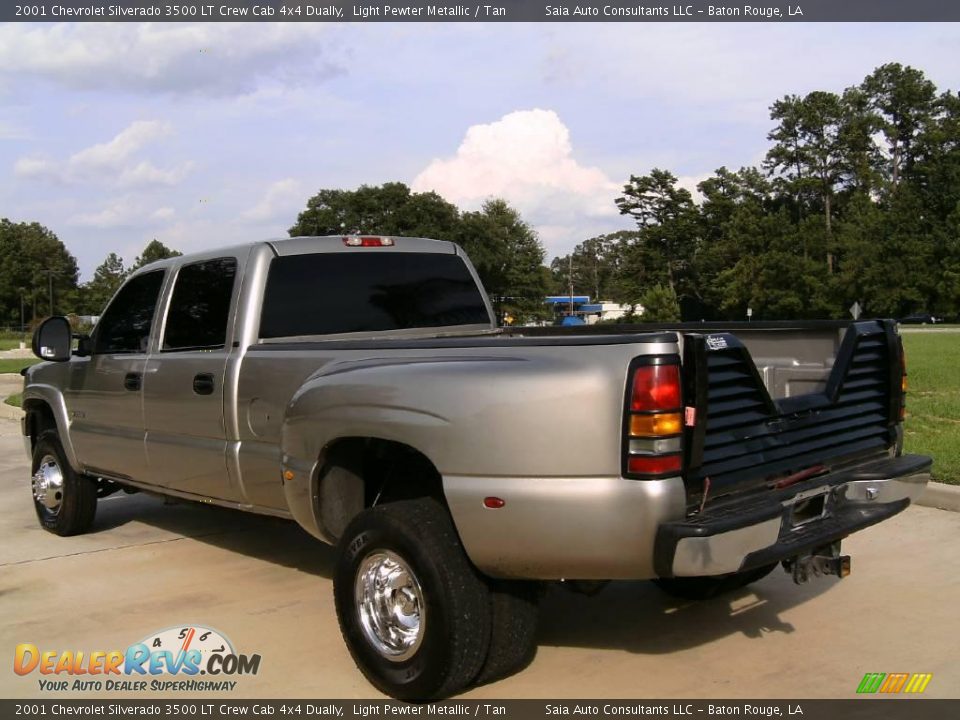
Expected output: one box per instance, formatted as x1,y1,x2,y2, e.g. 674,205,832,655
4,393,20,408
0,358,40,374
901,331,960,485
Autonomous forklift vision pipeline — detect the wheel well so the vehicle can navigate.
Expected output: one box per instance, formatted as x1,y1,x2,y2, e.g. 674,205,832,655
316,437,445,540
23,400,57,452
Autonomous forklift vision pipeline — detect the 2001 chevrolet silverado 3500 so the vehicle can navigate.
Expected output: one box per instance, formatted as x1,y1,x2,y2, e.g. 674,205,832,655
22,235,932,699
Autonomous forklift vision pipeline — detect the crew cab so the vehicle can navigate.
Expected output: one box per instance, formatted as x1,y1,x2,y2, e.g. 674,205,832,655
22,235,931,699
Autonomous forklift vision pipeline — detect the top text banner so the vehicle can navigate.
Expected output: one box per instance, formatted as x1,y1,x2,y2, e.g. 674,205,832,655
7,0,960,22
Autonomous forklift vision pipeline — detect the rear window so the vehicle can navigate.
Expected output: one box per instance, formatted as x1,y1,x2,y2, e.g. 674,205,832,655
258,252,490,338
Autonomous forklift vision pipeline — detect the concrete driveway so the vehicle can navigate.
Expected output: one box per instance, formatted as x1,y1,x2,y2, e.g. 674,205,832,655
1,417,958,700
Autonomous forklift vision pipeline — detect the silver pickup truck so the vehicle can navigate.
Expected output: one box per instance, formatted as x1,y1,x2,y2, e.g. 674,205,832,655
22,235,931,699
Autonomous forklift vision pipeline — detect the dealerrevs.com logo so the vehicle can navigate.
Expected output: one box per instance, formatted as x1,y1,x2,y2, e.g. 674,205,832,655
14,625,261,692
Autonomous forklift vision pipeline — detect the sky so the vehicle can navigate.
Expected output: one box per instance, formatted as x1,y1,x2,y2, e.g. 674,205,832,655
1,21,959,281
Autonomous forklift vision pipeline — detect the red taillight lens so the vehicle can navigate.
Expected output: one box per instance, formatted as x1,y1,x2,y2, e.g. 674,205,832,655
342,236,395,247
627,455,681,475
624,359,684,478
900,344,908,420
630,364,682,411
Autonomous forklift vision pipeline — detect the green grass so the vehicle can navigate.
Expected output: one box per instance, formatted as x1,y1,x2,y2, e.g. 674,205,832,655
4,393,20,408
0,330,27,351
0,358,40,374
901,331,960,485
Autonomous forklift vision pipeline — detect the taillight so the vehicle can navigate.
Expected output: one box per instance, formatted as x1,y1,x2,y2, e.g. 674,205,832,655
342,236,395,247
624,359,683,479
899,341,907,421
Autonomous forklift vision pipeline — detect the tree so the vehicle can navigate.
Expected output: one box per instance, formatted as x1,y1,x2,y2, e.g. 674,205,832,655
0,219,79,325
82,253,127,314
549,233,623,301
132,239,181,270
639,284,680,322
289,182,461,240
862,63,937,191
615,169,698,301
459,199,549,324
765,91,871,272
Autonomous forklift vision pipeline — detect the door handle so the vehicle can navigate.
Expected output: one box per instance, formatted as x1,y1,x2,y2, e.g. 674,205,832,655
124,372,142,391
193,373,215,396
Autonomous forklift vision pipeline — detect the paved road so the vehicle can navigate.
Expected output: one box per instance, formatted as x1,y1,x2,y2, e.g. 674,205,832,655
1,419,958,700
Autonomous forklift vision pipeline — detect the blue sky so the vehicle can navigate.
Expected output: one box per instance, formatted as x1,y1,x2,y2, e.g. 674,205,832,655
1,21,959,280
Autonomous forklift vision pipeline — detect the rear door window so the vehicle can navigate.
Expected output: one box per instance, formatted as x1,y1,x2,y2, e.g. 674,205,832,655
162,257,238,351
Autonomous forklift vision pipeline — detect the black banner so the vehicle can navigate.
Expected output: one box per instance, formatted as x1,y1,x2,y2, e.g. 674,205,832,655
5,1,960,23
2,700,959,720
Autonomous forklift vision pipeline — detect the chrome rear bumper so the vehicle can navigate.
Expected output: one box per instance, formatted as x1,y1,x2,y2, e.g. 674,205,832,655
656,454,931,578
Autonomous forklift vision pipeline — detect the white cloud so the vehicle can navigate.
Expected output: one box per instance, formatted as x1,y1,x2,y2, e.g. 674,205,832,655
68,120,170,170
13,156,56,179
0,121,28,140
150,207,176,222
15,120,190,189
242,178,304,222
119,161,194,189
413,109,629,255
69,197,176,229
0,23,341,96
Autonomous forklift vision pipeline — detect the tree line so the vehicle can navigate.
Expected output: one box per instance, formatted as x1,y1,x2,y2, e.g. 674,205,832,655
3,61,956,328
553,62,960,321
0,226,180,329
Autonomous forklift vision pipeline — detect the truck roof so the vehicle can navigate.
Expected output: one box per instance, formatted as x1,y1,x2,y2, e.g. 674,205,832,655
132,235,460,274
269,235,459,257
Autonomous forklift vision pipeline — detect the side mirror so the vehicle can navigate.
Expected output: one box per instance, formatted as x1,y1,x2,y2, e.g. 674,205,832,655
31,316,73,362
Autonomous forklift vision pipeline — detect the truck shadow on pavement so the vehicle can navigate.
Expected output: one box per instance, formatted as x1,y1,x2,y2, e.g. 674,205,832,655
90,493,835,655
91,492,337,578
535,575,837,654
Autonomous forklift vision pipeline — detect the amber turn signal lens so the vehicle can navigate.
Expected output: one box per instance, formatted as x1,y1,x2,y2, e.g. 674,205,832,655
630,412,682,437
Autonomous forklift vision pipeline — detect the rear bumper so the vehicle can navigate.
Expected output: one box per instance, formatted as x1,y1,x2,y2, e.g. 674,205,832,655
655,454,931,578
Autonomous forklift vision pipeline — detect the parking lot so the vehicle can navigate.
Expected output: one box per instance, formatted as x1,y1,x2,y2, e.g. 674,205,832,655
1,416,958,700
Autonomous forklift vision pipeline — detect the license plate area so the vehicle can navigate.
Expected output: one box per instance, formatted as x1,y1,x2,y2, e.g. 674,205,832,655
783,485,830,528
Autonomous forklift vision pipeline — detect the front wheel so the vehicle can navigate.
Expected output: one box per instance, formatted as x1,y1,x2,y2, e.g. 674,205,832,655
333,498,491,700
31,430,97,536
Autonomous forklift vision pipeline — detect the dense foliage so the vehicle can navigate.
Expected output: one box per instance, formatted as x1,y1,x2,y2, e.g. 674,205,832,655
552,63,960,320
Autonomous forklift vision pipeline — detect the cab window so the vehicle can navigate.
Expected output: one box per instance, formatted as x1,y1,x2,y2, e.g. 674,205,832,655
162,257,238,351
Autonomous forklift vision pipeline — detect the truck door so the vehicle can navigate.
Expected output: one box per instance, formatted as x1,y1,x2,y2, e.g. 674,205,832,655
65,269,166,482
142,255,241,501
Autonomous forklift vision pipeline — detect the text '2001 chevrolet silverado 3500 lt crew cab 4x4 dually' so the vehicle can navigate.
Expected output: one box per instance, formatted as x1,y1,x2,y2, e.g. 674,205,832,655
22,235,932,699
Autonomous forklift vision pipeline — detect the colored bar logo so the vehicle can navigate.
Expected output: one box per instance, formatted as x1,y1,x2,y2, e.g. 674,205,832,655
857,672,933,694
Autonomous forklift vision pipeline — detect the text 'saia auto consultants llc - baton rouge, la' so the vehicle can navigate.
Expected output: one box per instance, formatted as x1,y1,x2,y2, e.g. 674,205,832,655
13,625,261,692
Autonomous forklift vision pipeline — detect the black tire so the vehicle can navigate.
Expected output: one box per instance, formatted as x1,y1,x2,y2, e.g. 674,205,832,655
475,580,541,685
333,498,491,701
31,430,97,536
653,563,778,601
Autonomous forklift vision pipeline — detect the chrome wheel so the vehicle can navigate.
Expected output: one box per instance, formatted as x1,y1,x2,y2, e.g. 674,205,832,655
32,453,64,515
355,550,426,662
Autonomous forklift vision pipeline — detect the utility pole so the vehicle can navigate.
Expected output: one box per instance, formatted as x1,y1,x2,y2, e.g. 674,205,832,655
19,287,25,345
568,254,574,317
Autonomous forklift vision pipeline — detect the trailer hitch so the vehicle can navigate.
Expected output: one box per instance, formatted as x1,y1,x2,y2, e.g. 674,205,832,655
783,542,851,585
